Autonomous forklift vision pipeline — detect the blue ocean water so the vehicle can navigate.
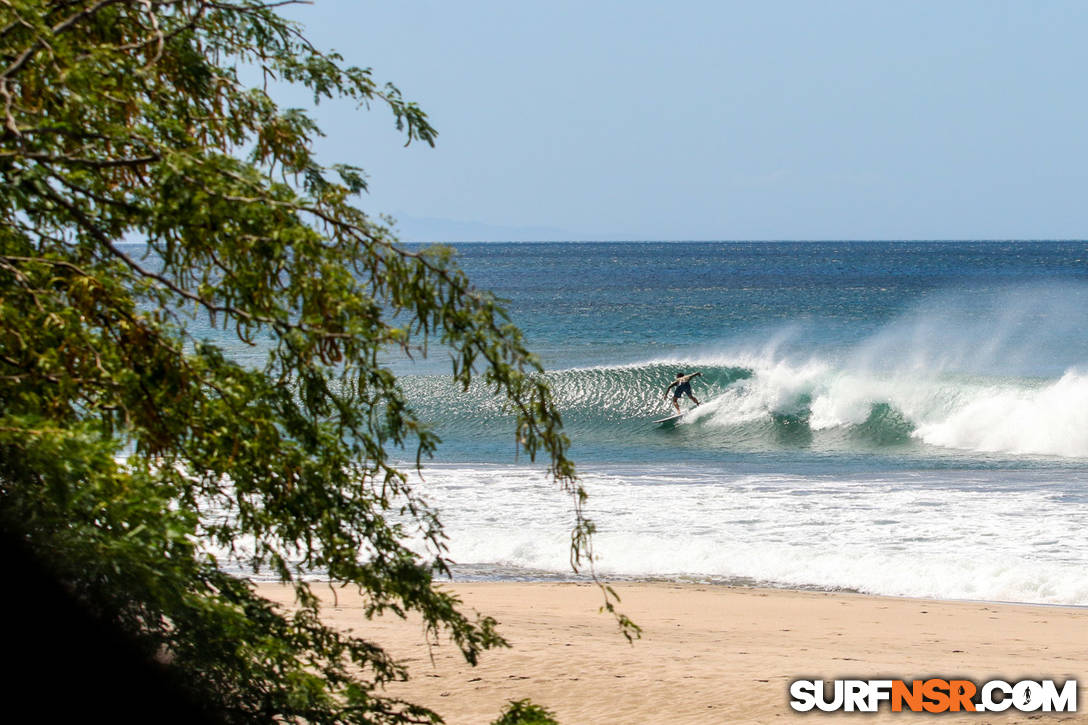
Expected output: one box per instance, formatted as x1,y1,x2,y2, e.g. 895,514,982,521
387,242,1088,604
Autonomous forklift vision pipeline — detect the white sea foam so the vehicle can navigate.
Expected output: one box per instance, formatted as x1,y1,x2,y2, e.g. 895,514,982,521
683,357,1088,457
415,464,1088,606
913,371,1088,457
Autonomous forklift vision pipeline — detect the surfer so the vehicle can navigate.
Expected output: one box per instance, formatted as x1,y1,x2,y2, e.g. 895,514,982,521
664,371,702,414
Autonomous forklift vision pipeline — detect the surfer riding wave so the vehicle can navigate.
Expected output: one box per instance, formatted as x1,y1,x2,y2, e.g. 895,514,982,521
664,371,701,414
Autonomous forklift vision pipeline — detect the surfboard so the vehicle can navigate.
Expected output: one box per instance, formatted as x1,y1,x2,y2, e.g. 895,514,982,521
653,401,705,425
652,412,685,425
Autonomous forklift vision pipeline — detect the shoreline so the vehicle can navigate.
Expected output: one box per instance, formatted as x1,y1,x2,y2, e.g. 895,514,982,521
256,580,1088,724
262,571,1088,611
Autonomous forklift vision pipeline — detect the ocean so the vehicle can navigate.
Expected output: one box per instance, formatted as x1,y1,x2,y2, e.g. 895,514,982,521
382,242,1088,605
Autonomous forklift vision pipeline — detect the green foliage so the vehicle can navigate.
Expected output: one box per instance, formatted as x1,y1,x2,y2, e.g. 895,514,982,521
0,1,636,722
491,699,561,725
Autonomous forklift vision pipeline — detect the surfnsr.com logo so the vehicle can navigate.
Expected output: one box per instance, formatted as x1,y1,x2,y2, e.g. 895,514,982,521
789,679,1077,713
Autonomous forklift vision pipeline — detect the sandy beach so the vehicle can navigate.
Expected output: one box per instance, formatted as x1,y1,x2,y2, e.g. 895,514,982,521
257,581,1087,724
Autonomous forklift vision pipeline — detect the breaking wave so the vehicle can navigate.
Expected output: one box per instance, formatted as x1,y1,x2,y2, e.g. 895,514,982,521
404,355,1088,460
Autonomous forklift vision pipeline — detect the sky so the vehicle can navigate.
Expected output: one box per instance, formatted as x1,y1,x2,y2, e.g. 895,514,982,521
276,1,1088,241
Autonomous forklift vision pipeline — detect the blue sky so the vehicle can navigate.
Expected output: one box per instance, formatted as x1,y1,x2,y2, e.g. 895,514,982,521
279,1,1088,241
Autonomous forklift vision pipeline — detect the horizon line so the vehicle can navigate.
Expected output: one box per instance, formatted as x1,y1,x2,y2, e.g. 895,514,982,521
398,238,1088,244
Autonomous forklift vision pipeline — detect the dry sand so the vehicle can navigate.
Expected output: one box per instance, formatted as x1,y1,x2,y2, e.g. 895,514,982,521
257,581,1087,724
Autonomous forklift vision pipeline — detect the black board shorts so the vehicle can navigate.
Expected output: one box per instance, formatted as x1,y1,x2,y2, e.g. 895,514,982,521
673,382,692,399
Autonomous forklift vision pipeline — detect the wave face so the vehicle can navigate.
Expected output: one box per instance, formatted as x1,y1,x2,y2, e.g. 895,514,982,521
405,355,1088,461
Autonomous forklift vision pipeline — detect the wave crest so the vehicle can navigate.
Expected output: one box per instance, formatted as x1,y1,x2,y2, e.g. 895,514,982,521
404,355,1088,459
